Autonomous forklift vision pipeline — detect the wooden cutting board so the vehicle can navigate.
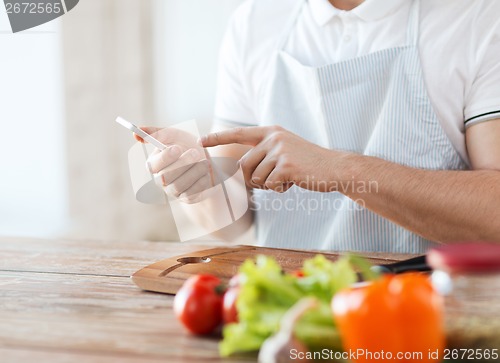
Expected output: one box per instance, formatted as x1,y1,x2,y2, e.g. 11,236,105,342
131,245,404,295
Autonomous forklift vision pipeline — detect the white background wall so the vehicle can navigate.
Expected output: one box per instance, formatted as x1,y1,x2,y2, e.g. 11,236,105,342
0,0,245,241
153,0,243,133
0,14,67,237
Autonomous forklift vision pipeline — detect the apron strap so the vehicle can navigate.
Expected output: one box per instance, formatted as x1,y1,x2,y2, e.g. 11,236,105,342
276,0,307,50
406,0,420,47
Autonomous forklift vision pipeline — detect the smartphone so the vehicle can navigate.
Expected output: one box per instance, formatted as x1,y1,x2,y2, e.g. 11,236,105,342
115,116,166,150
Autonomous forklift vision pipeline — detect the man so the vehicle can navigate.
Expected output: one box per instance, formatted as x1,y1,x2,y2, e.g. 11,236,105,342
147,0,500,253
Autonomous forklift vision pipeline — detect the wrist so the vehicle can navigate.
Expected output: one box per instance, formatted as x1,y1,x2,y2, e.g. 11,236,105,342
333,151,386,198
322,149,357,193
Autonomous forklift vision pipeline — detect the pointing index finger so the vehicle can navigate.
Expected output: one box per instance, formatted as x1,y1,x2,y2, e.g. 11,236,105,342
201,127,266,147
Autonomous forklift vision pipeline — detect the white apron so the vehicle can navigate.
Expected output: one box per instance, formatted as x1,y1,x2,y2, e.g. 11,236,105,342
253,0,467,253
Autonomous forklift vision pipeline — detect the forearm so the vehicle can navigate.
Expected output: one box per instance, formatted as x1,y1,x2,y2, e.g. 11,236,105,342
200,121,500,243
333,152,500,242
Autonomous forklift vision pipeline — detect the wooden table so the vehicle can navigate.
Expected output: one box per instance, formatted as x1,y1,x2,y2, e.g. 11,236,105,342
0,237,255,363
0,237,497,363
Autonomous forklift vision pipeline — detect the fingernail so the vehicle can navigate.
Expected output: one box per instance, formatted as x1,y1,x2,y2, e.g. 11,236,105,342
153,173,166,187
199,135,207,144
147,151,162,165
169,145,181,156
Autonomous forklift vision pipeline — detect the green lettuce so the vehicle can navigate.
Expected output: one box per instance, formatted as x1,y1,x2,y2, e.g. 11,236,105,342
219,254,360,357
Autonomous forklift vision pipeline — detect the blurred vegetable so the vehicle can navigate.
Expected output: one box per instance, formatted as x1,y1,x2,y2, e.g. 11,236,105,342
332,273,445,363
223,277,240,324
174,274,224,335
258,298,318,363
219,255,357,356
292,270,305,278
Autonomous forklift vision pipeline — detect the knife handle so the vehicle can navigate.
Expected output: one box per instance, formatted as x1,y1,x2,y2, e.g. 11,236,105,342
371,255,430,274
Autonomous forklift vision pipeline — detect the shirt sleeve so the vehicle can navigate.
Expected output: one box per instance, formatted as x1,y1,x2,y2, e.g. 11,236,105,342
214,1,258,128
464,11,500,128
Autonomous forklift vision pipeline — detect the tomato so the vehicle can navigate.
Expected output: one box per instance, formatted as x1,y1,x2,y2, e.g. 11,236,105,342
174,274,225,335
223,274,240,324
331,273,445,363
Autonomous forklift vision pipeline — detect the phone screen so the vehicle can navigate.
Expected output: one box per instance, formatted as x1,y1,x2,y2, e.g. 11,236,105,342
116,117,166,150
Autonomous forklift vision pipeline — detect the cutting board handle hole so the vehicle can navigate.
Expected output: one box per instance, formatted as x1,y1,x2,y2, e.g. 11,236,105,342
176,257,212,264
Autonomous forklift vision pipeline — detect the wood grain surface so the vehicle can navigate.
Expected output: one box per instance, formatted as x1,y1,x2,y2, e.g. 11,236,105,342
131,245,411,294
0,237,404,363
0,237,497,363
0,237,250,363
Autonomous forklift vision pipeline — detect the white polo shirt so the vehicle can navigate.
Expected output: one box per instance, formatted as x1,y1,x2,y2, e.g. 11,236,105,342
214,0,500,166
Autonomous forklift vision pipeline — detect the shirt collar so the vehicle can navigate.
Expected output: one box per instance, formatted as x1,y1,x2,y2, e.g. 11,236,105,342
308,0,406,26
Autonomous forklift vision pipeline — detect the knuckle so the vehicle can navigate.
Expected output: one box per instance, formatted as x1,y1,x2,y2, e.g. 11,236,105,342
183,149,200,165
279,155,294,168
185,153,196,165
274,143,287,154
212,132,221,145
160,150,173,166
269,130,286,143
233,127,245,141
